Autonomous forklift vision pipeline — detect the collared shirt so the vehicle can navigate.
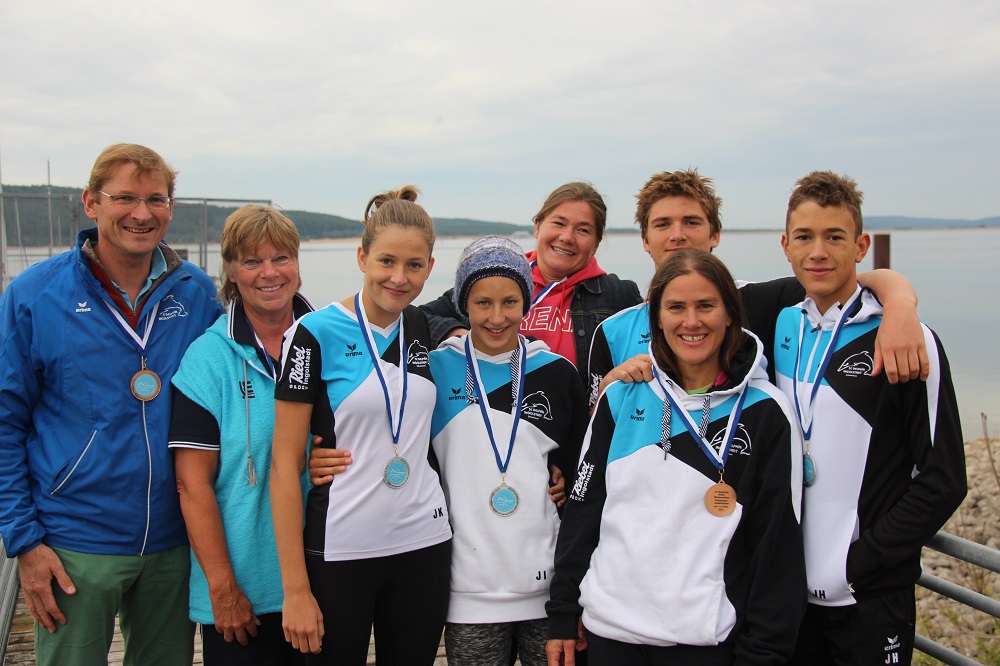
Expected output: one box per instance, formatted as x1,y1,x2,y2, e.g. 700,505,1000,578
115,247,167,310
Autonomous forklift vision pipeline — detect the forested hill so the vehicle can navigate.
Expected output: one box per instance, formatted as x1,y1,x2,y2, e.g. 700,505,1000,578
1,184,996,246
0,185,530,245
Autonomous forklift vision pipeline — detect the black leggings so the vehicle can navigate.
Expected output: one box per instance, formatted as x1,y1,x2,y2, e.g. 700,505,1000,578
201,612,305,666
305,540,451,666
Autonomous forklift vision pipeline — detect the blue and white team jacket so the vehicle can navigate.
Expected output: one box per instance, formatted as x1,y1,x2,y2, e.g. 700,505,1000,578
429,335,586,624
587,277,805,405
773,286,966,607
275,303,452,561
548,332,806,665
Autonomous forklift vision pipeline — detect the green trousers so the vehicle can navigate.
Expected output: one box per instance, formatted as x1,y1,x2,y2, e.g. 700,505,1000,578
34,545,194,666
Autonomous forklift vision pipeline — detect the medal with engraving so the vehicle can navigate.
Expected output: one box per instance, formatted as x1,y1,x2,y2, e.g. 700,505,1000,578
704,473,738,516
102,301,163,403
130,358,161,401
792,287,862,488
465,336,526,517
803,452,817,487
490,483,520,516
653,363,747,518
383,455,410,489
354,293,410,489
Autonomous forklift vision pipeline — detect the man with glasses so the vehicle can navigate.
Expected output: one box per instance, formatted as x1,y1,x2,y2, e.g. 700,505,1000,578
0,144,221,665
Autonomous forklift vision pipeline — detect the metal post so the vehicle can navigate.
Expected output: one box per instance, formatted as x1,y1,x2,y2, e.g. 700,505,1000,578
873,233,890,269
0,147,7,296
46,161,53,257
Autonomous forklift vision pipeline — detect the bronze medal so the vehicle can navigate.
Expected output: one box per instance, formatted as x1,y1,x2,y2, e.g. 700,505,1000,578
704,480,737,517
130,368,161,401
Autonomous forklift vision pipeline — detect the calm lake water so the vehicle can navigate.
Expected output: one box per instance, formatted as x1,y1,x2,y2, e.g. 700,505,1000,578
247,227,997,441
8,227,994,440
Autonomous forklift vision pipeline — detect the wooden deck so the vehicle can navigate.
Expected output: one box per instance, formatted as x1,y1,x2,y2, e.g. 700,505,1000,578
4,591,448,665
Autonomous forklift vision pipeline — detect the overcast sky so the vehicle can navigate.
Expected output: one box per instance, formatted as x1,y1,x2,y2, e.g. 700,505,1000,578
1,0,998,229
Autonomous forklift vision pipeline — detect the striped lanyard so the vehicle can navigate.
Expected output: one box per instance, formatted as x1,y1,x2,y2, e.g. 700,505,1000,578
792,287,862,441
355,292,407,446
528,260,566,308
653,364,747,471
464,335,526,477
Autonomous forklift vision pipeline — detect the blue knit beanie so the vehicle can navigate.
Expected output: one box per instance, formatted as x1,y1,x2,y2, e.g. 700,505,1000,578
453,236,533,316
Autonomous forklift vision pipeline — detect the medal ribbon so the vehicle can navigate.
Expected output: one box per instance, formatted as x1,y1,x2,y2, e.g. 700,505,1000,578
246,319,278,379
652,365,747,472
103,301,160,352
528,260,567,308
792,286,862,441
354,292,407,446
464,335,526,476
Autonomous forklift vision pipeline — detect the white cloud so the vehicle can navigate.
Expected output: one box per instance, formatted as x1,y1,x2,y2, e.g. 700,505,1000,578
1,0,998,225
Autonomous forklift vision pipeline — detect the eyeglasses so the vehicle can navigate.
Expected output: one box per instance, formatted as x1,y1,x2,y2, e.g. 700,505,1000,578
98,191,172,210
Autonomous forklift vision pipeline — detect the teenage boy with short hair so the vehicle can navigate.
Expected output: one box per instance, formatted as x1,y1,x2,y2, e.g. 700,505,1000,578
773,171,966,665
588,169,929,405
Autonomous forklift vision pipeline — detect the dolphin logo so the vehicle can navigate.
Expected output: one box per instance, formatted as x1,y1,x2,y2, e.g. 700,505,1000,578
710,423,752,456
407,341,429,367
838,351,874,377
157,295,189,320
521,390,553,421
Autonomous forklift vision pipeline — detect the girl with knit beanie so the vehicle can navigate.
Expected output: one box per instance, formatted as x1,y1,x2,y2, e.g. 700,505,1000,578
428,236,588,666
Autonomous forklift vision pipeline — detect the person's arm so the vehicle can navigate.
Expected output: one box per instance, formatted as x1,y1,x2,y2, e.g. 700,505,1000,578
594,354,653,412
546,387,615,660
0,287,75,632
169,384,260,644
586,321,615,409
857,269,927,384
16,545,75,633
845,328,967,591
270,399,325,654
548,362,590,509
733,396,807,665
175,446,259,644
418,287,469,346
306,441,353,486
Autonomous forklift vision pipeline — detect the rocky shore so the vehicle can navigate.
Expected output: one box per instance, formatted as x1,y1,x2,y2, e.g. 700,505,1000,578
916,435,1000,664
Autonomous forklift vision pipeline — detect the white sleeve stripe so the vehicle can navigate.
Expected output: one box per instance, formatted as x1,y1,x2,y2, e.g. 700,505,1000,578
922,324,942,450
167,440,221,451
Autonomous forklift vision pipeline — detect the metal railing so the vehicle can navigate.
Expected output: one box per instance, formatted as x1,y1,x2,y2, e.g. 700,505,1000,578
0,191,270,295
4,530,998,663
1,539,19,664
914,531,1000,665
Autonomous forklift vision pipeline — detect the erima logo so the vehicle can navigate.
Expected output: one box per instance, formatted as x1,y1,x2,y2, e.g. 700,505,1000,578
780,336,792,350
157,295,188,320
344,342,363,358
638,331,651,344
710,423,752,456
521,390,553,421
448,387,466,401
838,351,874,377
407,341,429,368
884,635,901,662
570,461,594,501
75,300,91,313
288,345,311,387
630,408,645,422
240,379,255,399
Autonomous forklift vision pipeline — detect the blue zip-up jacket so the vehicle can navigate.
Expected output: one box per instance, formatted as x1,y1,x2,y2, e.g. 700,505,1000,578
0,228,221,557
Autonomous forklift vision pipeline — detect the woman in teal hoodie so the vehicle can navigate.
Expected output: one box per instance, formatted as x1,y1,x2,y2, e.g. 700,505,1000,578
169,205,312,665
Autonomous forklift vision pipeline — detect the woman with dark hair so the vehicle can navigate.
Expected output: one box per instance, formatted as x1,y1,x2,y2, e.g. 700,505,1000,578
546,249,806,666
421,182,642,396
